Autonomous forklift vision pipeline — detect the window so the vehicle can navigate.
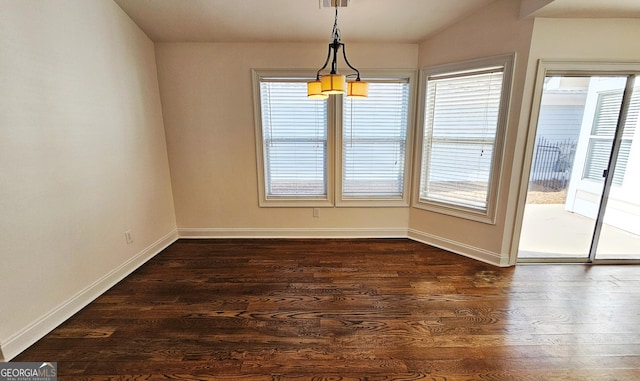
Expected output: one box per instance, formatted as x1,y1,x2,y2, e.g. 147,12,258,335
338,77,414,206
260,81,328,198
414,54,514,223
253,70,414,207
583,88,639,186
254,75,333,206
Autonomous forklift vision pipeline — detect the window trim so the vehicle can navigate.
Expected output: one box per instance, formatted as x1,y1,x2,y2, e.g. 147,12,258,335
336,69,417,207
253,69,416,208
412,54,515,224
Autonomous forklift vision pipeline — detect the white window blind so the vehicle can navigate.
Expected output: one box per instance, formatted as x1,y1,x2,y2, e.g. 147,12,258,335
584,88,639,185
419,67,504,211
259,81,328,197
342,81,410,197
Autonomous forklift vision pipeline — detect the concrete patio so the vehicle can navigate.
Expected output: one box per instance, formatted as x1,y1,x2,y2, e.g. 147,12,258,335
519,204,640,260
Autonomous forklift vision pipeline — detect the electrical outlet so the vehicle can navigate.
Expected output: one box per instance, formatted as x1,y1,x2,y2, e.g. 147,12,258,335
124,230,133,245
313,208,320,218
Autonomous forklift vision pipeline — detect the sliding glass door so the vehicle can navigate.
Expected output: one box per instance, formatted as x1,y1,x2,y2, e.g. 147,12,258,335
592,76,640,260
519,73,640,262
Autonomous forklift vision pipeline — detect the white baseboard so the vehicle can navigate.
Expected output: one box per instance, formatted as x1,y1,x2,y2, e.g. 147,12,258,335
408,228,509,267
179,227,509,266
178,227,409,239
178,228,509,266
0,229,179,362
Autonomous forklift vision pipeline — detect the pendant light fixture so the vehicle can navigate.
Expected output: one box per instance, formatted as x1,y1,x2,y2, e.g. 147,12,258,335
307,4,368,99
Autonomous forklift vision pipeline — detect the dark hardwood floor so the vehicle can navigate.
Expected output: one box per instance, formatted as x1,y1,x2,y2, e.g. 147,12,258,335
14,238,640,380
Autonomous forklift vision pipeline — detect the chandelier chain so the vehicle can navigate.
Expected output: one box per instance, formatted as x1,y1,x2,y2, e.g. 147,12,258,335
332,6,341,42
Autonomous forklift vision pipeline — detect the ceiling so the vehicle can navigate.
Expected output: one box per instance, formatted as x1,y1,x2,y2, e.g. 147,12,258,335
113,0,640,44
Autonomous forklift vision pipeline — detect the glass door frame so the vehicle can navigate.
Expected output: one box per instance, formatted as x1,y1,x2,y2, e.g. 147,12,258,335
588,75,636,263
512,60,640,265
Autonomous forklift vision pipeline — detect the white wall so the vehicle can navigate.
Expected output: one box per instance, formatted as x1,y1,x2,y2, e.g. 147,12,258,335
410,0,535,266
0,0,177,360
529,18,640,61
156,42,417,238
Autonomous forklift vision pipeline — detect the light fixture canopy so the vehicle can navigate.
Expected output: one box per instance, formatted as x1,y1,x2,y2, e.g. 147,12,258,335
308,5,368,98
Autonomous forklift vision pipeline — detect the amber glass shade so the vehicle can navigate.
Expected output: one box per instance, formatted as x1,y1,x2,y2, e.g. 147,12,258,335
307,80,329,99
347,80,368,98
321,74,346,94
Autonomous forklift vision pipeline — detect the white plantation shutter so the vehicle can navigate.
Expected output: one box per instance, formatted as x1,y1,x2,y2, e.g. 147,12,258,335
260,81,328,197
420,67,504,211
342,81,410,197
584,88,639,185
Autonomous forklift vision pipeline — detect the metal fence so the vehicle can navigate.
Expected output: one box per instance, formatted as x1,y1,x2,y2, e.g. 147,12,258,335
530,137,577,191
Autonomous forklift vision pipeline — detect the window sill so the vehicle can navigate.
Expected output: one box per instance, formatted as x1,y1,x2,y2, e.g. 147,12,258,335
412,200,496,225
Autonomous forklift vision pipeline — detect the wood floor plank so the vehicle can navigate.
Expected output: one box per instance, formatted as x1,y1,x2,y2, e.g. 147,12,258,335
12,238,640,380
